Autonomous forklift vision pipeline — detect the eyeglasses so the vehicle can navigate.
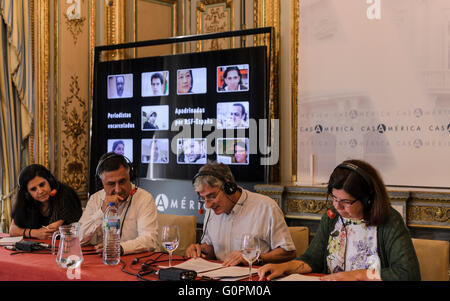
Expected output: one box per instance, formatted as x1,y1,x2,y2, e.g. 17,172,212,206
330,194,358,207
197,188,222,204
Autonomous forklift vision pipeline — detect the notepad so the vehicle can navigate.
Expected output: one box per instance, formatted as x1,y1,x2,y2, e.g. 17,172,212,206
0,236,23,246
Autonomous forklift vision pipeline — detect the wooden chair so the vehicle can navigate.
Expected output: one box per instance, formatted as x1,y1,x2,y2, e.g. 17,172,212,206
157,214,197,256
412,238,449,281
288,226,309,257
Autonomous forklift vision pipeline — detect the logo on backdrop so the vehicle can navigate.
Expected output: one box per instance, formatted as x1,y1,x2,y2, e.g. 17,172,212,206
314,124,323,134
155,193,169,212
377,124,386,133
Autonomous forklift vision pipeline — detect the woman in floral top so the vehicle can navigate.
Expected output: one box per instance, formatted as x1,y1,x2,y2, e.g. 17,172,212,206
258,159,420,281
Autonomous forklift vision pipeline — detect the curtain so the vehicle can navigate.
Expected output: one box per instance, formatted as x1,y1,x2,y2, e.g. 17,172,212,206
0,0,33,233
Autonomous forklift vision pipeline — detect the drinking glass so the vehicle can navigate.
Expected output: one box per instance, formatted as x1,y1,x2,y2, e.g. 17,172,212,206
241,234,261,281
161,225,180,267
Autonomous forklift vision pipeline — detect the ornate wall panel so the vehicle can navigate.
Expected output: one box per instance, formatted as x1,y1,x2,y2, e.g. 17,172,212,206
195,0,234,51
56,0,93,205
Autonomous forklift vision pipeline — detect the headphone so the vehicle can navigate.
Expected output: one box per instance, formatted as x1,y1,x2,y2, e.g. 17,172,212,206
332,162,375,208
192,171,239,195
95,152,136,189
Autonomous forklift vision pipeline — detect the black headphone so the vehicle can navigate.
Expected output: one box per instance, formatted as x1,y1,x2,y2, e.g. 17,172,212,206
192,171,238,195
332,162,375,208
95,152,136,189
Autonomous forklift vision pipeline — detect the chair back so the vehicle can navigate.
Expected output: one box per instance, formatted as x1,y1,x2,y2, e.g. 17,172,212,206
157,214,197,256
412,238,449,281
288,226,309,257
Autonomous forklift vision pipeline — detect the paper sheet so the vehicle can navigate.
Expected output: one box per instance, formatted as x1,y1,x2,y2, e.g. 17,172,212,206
172,257,223,273
172,258,258,281
0,236,23,246
274,274,321,281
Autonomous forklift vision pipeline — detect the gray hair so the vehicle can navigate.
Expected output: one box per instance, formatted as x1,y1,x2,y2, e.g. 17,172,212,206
193,162,235,192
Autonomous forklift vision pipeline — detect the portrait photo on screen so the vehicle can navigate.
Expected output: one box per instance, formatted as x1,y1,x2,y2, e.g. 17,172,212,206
177,138,207,164
217,64,249,92
141,105,169,131
141,138,169,164
107,73,133,99
141,71,169,97
177,68,207,95
217,101,249,129
217,138,249,165
107,138,134,162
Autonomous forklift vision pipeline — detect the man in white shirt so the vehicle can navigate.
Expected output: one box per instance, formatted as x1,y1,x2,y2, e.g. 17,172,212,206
79,153,159,255
185,162,296,266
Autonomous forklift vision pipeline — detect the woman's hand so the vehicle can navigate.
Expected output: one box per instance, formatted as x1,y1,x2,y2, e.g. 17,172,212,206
32,227,56,240
319,269,378,281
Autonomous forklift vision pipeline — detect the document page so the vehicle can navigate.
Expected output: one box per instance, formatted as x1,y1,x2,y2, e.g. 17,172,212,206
172,257,224,273
274,274,320,281
172,258,258,280
199,266,258,281
0,236,23,246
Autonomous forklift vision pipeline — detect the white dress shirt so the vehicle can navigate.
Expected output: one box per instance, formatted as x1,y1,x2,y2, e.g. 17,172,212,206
201,188,295,261
78,186,159,255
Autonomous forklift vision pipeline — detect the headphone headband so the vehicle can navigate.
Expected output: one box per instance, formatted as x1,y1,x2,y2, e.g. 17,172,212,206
335,162,375,206
192,170,238,195
95,153,135,186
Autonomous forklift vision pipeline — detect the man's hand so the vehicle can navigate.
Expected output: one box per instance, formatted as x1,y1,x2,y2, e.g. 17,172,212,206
222,250,246,267
101,195,124,212
185,243,205,259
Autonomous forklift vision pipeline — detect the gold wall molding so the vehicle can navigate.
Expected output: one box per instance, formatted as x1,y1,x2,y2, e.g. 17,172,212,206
35,0,50,166
104,0,126,60
253,0,280,183
408,205,450,224
291,0,299,182
287,199,332,215
196,0,234,51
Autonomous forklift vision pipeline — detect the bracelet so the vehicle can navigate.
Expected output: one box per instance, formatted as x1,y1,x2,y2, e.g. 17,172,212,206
28,228,32,239
23,228,27,238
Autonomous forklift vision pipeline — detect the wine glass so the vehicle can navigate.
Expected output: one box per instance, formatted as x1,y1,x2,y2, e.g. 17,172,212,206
241,234,261,281
161,225,180,267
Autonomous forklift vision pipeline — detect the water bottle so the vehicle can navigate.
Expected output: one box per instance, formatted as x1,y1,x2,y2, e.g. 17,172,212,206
103,202,121,265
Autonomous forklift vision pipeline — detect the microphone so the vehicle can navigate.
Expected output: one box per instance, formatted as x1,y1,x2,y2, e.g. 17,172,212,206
327,209,336,219
330,230,340,237
129,187,137,196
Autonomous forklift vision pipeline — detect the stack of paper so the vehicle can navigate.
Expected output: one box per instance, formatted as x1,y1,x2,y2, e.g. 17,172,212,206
173,257,258,281
274,273,320,281
0,236,23,246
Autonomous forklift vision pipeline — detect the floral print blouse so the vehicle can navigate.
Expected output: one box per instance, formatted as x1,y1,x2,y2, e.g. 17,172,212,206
326,217,381,274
